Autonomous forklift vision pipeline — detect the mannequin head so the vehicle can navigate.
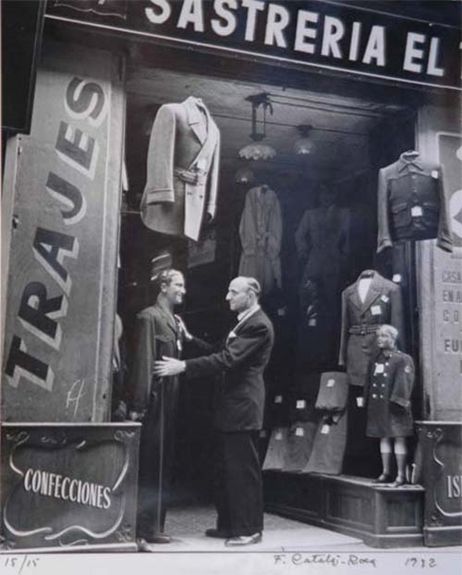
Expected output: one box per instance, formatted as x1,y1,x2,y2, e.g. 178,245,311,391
376,324,398,351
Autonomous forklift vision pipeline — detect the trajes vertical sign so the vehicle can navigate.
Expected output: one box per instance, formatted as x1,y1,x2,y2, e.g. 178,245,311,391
2,45,124,422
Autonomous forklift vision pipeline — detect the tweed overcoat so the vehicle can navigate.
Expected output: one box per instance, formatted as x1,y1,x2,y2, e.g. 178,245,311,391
141,96,220,241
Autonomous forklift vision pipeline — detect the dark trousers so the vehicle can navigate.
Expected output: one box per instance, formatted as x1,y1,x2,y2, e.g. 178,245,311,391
214,430,264,537
137,379,179,540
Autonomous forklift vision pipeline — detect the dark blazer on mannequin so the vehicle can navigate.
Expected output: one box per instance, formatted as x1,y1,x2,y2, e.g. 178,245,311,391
377,152,452,253
141,96,220,241
338,271,405,387
185,308,274,431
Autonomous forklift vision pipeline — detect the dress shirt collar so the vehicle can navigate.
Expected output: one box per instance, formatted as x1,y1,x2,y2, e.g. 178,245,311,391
237,303,260,323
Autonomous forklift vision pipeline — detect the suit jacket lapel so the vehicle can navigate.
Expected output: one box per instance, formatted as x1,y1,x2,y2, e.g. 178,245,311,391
185,97,207,145
362,274,381,311
155,301,178,338
349,284,363,312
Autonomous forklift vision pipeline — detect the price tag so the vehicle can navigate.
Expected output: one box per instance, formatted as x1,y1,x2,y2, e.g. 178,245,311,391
411,205,423,217
381,295,389,303
296,400,306,409
308,318,317,327
431,170,439,179
274,395,283,404
275,431,283,440
356,397,364,407
295,427,304,437
371,305,382,316
374,363,385,375
327,379,335,387
321,424,330,435
392,274,402,283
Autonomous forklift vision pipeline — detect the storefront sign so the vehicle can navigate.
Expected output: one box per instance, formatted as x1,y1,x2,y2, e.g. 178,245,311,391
1,45,124,422
431,133,462,419
46,0,461,90
0,423,140,551
416,422,462,546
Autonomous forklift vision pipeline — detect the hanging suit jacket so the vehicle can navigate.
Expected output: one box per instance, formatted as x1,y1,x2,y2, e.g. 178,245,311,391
239,186,282,295
338,271,405,387
295,205,350,281
185,308,274,431
377,152,452,253
141,96,220,241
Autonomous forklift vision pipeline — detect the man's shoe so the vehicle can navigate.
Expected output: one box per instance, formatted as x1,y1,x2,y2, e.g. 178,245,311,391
225,532,262,546
205,528,231,539
137,534,171,551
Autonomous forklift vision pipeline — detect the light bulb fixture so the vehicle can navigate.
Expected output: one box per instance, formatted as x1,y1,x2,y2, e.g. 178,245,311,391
235,166,255,184
294,124,315,156
238,93,277,161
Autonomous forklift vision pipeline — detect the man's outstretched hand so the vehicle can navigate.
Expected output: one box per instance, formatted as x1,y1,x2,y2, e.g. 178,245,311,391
154,356,186,377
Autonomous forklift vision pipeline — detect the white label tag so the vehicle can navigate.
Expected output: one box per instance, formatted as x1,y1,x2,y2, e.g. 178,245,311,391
275,431,283,440
431,170,439,179
381,295,389,303
321,424,330,435
327,379,335,387
274,395,283,404
295,427,304,437
392,274,402,283
356,397,364,407
411,205,423,217
296,400,306,409
308,318,317,327
371,305,382,316
374,363,385,375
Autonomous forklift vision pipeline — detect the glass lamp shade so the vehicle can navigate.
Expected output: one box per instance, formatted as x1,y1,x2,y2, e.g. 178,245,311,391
294,137,315,155
238,143,276,161
235,167,255,184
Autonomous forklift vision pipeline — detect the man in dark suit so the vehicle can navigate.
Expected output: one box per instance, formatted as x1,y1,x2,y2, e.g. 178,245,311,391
128,267,186,549
155,276,274,546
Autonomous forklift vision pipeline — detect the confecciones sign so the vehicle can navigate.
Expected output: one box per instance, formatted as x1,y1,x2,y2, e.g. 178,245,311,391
47,0,461,90
23,467,112,509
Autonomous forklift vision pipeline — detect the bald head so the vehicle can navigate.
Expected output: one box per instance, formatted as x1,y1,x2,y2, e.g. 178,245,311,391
226,276,261,314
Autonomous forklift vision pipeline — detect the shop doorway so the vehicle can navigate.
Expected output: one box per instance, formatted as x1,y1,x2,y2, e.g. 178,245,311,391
118,63,416,508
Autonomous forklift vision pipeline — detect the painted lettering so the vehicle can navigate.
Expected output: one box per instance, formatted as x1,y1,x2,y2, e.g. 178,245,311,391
241,0,265,43
211,0,238,37
56,121,98,178
5,335,54,391
264,3,290,48
65,77,107,126
321,16,344,59
145,0,172,25
177,0,204,32
294,10,319,54
46,172,86,225
362,26,385,66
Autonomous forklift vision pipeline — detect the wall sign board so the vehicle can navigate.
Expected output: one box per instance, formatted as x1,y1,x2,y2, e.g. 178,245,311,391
46,0,461,91
0,423,140,551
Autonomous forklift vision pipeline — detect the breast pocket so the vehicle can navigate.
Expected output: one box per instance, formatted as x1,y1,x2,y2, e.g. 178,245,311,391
390,203,411,228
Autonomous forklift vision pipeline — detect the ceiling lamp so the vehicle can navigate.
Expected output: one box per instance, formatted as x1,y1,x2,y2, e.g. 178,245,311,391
238,93,276,161
294,124,315,156
235,166,255,184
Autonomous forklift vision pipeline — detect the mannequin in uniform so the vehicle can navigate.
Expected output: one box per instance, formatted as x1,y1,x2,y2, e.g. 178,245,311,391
361,324,415,486
128,268,186,549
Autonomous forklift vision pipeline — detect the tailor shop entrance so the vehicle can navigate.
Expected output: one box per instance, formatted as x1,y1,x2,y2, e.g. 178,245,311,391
116,44,427,539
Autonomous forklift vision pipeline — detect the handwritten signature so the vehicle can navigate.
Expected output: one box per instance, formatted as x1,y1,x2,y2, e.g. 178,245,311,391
274,553,377,568
66,379,86,418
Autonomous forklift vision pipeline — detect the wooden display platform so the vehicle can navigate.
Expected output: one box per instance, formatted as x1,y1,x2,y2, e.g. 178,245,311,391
264,471,425,548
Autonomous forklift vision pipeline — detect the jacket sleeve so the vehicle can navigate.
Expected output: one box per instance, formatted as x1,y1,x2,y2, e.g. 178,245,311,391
128,312,156,412
338,288,349,366
185,322,271,380
390,283,406,351
238,191,256,262
390,354,415,408
377,167,392,253
142,105,176,205
294,210,310,262
206,127,220,221
436,164,453,252
268,193,283,288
